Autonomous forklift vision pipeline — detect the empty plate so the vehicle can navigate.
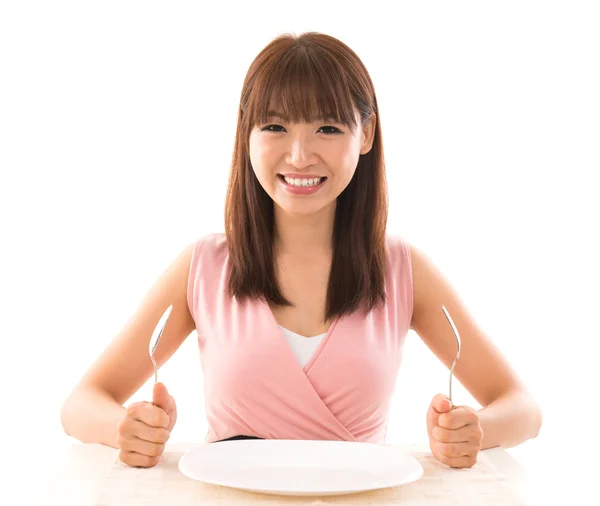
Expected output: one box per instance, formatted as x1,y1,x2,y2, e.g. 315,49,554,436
178,439,423,496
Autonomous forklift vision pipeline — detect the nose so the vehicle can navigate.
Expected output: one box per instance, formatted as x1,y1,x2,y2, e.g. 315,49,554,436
285,134,318,169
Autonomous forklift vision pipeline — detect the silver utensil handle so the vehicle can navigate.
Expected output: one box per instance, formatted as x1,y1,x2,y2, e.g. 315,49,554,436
441,305,461,407
151,356,158,384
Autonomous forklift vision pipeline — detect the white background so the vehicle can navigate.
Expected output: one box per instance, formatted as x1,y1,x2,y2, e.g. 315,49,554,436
1,1,598,504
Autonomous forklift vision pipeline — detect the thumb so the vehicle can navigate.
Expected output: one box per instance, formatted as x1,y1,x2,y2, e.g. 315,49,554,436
427,394,452,434
152,382,175,413
433,394,452,414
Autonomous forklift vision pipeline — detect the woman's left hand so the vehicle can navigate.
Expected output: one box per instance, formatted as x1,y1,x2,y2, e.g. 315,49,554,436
426,394,483,468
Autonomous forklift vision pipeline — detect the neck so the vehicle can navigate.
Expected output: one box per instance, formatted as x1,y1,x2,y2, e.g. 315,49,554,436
273,202,335,258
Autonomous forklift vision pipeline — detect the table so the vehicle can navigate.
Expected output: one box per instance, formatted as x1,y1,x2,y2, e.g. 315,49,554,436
40,442,533,505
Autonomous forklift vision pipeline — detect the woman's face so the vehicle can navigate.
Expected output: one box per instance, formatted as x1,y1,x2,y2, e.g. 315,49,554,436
249,108,375,217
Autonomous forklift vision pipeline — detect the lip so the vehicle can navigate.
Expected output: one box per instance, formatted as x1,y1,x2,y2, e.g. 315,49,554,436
278,174,327,195
278,173,324,179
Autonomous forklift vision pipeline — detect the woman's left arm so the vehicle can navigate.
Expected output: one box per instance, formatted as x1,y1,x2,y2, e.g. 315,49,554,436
409,243,543,452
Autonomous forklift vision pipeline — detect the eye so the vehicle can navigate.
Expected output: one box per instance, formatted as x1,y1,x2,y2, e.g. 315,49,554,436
318,126,342,134
261,124,285,133
260,124,343,134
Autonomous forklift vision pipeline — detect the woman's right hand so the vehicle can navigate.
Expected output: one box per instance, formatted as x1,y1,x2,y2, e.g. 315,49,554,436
117,382,178,467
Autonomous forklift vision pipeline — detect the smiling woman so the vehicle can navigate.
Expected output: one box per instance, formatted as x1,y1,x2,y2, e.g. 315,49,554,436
59,31,542,471
226,32,385,323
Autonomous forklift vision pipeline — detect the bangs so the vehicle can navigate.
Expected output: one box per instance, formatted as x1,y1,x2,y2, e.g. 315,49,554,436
247,47,359,129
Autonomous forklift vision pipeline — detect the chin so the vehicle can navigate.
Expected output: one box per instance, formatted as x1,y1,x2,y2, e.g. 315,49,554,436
275,199,333,217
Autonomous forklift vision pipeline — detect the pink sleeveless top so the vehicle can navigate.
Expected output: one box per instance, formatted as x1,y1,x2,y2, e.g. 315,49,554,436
186,233,413,444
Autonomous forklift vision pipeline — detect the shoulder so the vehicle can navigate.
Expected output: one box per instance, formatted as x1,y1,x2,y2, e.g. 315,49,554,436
384,234,415,289
402,241,460,330
188,232,228,265
185,233,229,317
191,232,227,250
385,235,449,328
186,232,231,283
385,233,412,266
383,234,415,319
385,235,438,288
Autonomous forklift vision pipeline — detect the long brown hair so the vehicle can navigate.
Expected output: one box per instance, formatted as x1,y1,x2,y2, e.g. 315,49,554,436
224,32,388,322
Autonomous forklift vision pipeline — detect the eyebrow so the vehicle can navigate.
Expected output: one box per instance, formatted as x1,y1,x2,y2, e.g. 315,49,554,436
266,111,340,122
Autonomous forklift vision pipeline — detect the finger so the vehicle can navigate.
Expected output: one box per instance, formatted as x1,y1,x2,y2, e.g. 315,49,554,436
436,453,478,469
119,418,171,444
118,450,160,468
431,394,452,414
438,406,479,430
426,403,440,433
127,402,170,429
433,440,481,459
153,383,176,413
432,423,483,444
117,436,165,458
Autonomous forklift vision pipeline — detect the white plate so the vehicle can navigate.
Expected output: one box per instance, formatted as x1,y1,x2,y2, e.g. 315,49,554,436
178,439,423,497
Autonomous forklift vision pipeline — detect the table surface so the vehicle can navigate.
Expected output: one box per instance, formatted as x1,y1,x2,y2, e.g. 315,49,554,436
40,441,536,505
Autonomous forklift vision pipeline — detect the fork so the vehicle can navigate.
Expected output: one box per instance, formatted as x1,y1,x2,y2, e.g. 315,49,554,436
149,305,173,385
441,305,461,407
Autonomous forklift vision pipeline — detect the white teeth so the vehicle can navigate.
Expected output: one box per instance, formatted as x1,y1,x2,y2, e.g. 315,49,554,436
283,176,322,187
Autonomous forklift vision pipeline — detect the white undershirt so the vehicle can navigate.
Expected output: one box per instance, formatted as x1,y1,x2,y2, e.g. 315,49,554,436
279,326,327,367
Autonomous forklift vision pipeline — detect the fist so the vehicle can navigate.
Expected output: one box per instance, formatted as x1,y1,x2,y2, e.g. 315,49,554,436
426,394,483,468
117,382,177,468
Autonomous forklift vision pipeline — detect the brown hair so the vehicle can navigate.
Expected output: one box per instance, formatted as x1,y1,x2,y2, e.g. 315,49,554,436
224,32,388,322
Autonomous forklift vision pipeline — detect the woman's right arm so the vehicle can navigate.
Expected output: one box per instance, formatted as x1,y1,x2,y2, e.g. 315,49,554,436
60,242,197,449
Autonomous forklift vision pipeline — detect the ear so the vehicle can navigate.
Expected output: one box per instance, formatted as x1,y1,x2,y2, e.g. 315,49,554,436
359,113,376,155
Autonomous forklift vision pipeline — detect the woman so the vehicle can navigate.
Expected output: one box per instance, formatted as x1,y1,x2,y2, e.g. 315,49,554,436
60,32,542,469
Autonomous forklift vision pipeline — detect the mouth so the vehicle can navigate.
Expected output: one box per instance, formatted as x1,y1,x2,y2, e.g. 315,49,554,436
277,174,327,195
277,174,327,188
